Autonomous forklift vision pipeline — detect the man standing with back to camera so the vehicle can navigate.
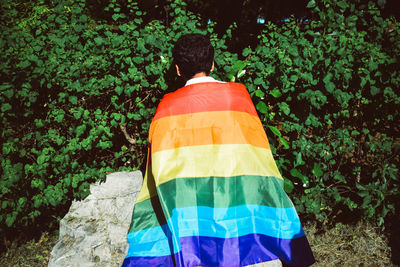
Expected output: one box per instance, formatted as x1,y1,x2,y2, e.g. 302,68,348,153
122,33,315,267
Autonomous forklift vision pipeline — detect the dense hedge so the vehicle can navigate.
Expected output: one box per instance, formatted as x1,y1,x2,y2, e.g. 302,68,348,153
0,0,399,240
241,0,399,225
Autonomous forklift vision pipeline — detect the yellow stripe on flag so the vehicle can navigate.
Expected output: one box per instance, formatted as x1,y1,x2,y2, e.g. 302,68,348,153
152,144,282,186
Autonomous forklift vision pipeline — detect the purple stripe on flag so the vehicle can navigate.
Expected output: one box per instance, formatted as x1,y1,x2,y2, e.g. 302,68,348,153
122,233,314,266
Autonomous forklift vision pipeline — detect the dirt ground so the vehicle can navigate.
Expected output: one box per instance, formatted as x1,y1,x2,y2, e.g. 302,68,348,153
0,221,395,266
305,221,394,266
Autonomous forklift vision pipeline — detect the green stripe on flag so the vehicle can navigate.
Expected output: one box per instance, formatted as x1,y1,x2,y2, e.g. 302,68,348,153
129,175,293,233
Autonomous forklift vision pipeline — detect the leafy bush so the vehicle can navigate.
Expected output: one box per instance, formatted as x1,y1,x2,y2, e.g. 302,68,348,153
0,0,398,243
238,0,399,225
0,0,227,237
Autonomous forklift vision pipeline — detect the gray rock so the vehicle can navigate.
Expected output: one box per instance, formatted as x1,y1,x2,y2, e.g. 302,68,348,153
49,171,143,267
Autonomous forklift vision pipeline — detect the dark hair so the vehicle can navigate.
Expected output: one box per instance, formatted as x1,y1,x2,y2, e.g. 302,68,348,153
172,33,214,79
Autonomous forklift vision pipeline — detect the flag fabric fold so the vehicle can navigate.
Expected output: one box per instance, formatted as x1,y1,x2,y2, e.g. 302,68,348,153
122,82,315,267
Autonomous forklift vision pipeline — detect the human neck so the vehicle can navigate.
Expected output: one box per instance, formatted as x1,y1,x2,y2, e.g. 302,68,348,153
191,72,208,79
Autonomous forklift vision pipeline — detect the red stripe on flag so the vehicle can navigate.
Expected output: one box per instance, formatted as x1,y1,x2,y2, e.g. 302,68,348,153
153,82,258,121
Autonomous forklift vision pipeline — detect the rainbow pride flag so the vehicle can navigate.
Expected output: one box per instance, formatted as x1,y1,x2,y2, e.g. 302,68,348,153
122,82,315,266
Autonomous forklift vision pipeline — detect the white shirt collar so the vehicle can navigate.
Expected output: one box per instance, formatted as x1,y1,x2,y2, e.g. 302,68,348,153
185,76,224,86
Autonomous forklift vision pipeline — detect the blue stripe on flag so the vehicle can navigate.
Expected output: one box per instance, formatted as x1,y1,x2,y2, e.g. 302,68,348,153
126,204,304,257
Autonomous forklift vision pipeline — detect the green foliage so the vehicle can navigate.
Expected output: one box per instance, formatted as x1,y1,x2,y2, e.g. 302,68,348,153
237,0,399,225
0,0,399,238
0,0,224,234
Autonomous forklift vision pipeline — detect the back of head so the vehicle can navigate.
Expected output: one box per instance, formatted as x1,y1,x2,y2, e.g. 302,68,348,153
172,33,214,80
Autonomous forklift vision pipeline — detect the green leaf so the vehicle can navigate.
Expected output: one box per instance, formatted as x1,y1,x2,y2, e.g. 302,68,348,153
323,72,333,84
255,62,265,70
5,213,16,227
312,163,323,178
356,183,366,190
79,14,88,22
73,109,82,120
325,82,335,93
94,37,104,45
283,177,294,193
278,102,290,116
35,119,44,127
254,78,263,85
307,0,316,8
115,86,123,95
370,86,380,96
290,168,307,184
268,125,282,137
237,69,246,78
37,154,47,165
295,152,305,167
1,103,12,112
69,96,78,105
112,14,120,21
133,57,144,64
289,75,298,82
270,89,281,98
73,24,83,32
360,77,367,87
231,60,247,73
227,73,235,82
19,60,31,69
242,47,252,57
140,79,149,87
255,90,264,98
337,1,348,9
56,138,63,146
132,113,141,120
18,197,27,206
76,125,86,137
369,60,378,71
279,136,289,149
256,101,268,115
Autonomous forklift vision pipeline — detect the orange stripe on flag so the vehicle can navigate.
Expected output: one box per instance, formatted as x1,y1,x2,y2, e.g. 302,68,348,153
151,111,269,153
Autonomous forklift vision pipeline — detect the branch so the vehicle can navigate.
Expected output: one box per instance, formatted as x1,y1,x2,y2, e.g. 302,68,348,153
120,124,136,145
